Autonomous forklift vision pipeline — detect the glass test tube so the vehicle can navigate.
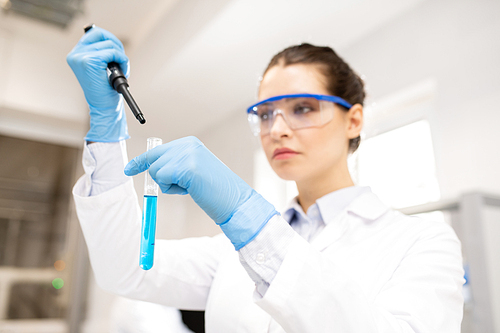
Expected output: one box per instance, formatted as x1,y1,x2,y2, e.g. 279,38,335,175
140,137,162,270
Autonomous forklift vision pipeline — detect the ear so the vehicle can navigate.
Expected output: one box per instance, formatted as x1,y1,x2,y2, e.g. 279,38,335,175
345,103,363,139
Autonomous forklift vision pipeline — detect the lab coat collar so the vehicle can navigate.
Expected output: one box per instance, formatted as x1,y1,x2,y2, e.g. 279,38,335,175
345,190,390,221
316,186,372,225
313,190,390,251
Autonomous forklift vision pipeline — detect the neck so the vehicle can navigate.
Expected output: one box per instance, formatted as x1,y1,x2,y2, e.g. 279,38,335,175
296,159,354,213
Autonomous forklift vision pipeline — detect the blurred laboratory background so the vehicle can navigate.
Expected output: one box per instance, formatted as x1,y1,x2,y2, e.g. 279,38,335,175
0,0,499,332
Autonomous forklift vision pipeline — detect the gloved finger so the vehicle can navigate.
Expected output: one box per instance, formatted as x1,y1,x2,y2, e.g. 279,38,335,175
72,37,125,57
90,48,130,74
147,137,207,190
124,154,147,176
151,160,182,191
124,145,168,176
67,47,128,70
79,26,125,50
163,184,189,195
76,40,125,54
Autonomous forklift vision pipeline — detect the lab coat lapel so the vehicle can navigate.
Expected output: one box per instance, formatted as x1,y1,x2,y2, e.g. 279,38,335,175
311,192,390,252
310,211,349,252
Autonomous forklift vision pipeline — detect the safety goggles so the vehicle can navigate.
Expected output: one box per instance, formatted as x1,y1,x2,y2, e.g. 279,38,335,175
246,94,353,136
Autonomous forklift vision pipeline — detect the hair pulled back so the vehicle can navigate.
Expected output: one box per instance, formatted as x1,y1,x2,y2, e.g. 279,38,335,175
263,43,365,153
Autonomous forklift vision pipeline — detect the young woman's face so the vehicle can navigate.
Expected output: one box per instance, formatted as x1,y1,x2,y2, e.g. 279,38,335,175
258,63,360,183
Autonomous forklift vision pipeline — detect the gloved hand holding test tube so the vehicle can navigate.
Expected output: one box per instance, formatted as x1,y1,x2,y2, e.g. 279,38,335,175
140,137,162,270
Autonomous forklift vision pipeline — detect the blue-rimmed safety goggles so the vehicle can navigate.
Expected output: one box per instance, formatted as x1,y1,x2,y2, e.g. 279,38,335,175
246,94,353,136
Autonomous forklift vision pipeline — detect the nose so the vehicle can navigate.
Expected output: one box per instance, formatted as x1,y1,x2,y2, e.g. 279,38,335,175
269,110,292,139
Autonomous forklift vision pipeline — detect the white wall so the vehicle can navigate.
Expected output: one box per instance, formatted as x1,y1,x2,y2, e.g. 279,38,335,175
0,25,87,147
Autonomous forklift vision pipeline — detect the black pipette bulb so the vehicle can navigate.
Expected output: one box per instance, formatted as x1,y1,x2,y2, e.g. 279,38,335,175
83,24,146,124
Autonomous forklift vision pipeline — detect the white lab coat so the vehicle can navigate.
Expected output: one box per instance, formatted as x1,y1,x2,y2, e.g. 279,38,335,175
73,178,464,332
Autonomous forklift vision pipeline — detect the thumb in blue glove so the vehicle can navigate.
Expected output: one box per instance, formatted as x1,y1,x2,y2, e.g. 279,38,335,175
67,25,130,142
124,136,279,250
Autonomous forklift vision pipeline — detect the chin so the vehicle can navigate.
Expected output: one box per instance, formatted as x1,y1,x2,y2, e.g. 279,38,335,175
271,163,302,181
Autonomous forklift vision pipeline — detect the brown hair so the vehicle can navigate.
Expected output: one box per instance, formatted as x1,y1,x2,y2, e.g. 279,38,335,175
263,43,365,153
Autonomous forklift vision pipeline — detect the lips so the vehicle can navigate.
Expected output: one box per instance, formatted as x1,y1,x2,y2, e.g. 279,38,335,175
273,147,298,159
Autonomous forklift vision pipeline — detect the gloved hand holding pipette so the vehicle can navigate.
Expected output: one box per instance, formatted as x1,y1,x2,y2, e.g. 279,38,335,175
66,26,130,142
124,136,279,250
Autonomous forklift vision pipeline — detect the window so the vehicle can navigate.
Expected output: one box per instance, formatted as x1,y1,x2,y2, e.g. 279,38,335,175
349,119,441,209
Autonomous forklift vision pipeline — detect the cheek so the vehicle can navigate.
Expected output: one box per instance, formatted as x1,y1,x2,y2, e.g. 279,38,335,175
302,121,347,162
260,135,274,161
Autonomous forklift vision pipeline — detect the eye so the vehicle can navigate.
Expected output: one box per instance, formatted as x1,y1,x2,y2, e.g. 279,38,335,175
259,111,272,121
293,104,315,114
257,105,273,121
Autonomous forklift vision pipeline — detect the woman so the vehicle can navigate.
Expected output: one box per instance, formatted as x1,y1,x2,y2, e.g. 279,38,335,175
69,26,464,332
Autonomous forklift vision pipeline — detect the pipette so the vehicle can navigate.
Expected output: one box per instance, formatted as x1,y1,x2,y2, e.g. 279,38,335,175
140,137,162,270
83,24,146,124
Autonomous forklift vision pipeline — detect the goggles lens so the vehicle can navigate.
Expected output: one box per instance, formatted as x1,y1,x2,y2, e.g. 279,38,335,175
247,94,352,136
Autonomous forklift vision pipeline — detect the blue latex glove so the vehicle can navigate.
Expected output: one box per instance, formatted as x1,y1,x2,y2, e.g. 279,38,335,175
124,136,279,250
67,26,130,142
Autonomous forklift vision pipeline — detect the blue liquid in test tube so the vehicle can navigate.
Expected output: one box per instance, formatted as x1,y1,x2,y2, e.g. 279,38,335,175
140,195,157,270
140,137,162,270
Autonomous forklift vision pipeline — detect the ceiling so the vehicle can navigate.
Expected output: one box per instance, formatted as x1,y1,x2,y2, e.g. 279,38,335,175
0,0,427,142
